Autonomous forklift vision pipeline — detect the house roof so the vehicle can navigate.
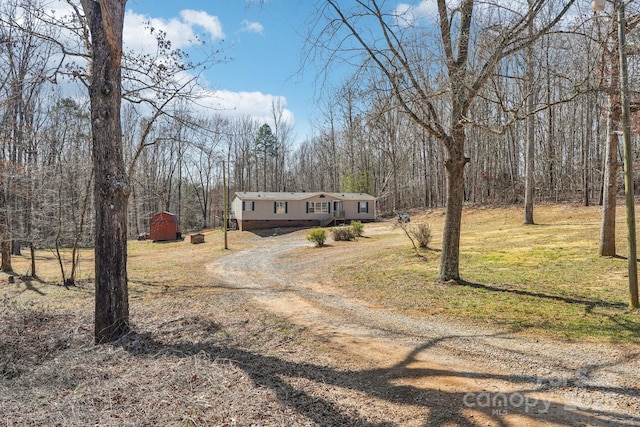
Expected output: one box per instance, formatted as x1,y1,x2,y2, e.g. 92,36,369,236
233,192,376,201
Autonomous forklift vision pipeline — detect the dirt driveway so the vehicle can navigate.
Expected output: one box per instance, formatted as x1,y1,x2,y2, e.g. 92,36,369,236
210,226,640,426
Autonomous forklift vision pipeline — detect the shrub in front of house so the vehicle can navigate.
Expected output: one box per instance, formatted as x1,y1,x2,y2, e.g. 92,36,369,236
307,228,327,247
332,226,354,241
350,220,364,237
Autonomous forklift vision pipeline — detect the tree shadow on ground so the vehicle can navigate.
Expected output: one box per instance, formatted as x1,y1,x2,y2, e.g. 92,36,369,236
4,275,48,296
128,279,231,295
121,332,639,426
609,254,640,262
455,280,628,311
445,279,640,340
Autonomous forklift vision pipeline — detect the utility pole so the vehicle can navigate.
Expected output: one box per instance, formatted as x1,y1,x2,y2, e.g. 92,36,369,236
223,160,228,250
616,1,639,308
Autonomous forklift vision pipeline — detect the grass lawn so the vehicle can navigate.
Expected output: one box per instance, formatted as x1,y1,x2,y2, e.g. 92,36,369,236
333,204,640,343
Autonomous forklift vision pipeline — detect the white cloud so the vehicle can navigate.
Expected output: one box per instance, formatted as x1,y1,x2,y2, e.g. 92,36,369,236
42,1,76,20
200,90,294,126
37,4,293,131
394,1,439,27
180,10,224,39
123,9,224,53
240,19,264,34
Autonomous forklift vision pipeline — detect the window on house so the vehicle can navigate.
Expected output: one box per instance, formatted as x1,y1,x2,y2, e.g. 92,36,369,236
358,201,369,213
275,201,287,214
242,201,255,211
308,202,328,213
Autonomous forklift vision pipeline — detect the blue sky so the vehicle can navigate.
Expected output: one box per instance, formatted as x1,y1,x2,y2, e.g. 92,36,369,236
42,0,435,142
47,1,588,143
123,0,320,141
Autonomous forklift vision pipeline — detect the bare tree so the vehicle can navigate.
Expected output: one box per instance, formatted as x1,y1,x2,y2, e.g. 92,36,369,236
0,0,57,272
270,98,293,192
524,0,537,225
78,0,130,343
183,115,227,229
312,0,576,280
598,13,626,257
40,97,93,287
229,116,259,192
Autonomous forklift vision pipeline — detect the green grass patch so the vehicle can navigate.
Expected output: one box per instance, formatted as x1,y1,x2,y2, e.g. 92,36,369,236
334,205,640,343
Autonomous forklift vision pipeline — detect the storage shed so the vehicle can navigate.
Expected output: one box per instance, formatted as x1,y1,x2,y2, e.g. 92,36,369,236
150,211,180,241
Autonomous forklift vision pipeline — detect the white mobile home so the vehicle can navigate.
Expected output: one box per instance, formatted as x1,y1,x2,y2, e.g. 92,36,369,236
231,192,376,231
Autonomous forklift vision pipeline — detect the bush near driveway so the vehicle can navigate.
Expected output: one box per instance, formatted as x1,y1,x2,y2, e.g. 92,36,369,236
350,221,364,237
332,226,355,241
307,228,327,247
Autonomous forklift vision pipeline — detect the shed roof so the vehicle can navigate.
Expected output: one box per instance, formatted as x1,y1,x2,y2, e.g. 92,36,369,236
233,192,376,201
151,211,179,223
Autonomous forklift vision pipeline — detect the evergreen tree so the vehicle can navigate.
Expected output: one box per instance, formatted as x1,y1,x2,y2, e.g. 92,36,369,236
254,123,277,191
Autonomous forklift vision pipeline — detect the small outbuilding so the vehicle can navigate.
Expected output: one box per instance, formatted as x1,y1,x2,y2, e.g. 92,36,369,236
150,211,180,241
190,233,205,244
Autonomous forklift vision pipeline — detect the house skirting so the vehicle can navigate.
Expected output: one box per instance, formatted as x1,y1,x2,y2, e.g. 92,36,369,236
238,219,324,231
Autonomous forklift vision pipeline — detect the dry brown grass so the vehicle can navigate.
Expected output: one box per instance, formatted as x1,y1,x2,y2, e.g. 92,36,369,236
1,228,431,426
0,295,323,426
1,229,307,426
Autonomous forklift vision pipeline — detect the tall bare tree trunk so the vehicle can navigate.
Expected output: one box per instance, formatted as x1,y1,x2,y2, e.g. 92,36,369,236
441,133,468,280
81,0,130,343
600,109,620,256
599,29,621,257
524,7,536,224
0,191,11,272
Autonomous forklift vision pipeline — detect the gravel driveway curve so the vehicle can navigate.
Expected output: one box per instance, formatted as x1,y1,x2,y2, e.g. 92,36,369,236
211,229,640,426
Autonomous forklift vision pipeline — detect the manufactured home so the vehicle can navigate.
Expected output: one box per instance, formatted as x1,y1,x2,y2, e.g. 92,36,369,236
231,192,376,231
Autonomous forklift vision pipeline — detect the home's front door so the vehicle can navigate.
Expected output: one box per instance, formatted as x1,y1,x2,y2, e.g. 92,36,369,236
333,201,344,218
